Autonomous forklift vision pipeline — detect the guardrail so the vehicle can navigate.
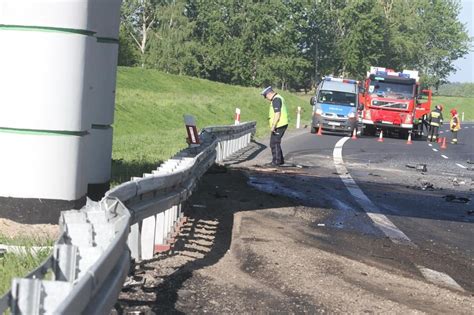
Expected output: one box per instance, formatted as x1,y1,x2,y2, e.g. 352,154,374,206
0,121,256,315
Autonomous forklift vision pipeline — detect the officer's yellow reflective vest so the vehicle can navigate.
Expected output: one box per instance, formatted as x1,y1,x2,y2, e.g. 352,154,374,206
269,95,289,128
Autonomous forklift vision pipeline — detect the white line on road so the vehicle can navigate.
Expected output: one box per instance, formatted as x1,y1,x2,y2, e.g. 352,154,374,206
441,155,449,159
432,148,438,152
333,137,413,245
456,163,467,169
418,266,465,292
428,144,432,147
333,138,465,292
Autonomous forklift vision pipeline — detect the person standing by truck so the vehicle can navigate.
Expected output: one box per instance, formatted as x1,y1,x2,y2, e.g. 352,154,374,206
450,109,461,144
261,86,288,166
428,105,443,142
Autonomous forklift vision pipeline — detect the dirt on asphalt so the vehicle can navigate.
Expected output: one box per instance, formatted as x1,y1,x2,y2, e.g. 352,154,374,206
116,163,474,314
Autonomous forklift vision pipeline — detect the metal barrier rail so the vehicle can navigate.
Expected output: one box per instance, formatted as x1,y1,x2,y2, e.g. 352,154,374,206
0,121,256,315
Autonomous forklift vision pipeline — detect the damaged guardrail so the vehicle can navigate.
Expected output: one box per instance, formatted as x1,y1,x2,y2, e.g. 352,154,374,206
0,121,256,315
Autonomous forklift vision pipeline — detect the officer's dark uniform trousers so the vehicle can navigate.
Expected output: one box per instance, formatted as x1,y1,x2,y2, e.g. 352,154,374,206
270,125,287,165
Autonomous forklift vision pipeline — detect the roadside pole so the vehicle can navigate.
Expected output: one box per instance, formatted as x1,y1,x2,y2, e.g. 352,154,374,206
184,115,200,147
296,107,301,129
235,108,241,125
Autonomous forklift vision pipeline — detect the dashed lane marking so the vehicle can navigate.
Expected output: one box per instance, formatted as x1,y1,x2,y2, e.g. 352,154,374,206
456,163,467,169
333,138,465,292
418,266,465,292
441,155,449,159
333,137,413,245
428,144,433,147
432,148,438,152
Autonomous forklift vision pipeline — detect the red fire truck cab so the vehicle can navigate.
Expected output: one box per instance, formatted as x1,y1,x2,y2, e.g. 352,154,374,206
361,67,432,138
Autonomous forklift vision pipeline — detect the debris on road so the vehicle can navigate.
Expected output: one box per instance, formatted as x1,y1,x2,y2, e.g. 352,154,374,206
416,164,428,172
443,195,471,203
420,181,434,191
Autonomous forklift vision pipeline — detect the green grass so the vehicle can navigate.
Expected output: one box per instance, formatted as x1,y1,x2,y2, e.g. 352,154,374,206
432,96,474,121
0,235,52,296
112,67,310,183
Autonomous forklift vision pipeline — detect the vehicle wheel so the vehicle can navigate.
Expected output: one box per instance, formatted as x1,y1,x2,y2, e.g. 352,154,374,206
398,131,408,139
363,126,376,136
310,126,317,134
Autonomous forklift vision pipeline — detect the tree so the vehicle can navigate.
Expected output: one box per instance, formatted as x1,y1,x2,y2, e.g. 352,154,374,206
121,0,160,66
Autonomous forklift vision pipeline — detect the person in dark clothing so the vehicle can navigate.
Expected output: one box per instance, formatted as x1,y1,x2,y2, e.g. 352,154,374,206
428,105,443,142
261,86,289,166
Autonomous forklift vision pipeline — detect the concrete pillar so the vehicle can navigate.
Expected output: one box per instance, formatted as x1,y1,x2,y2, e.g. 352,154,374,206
86,0,121,200
0,0,121,223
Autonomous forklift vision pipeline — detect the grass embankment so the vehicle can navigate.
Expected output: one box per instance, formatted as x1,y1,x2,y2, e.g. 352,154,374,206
432,96,473,121
0,235,52,296
112,67,310,183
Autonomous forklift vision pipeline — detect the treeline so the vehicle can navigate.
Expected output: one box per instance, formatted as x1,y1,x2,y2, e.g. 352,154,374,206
119,0,471,90
437,83,474,97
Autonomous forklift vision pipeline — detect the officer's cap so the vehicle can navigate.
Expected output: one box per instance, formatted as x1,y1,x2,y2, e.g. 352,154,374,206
261,86,274,98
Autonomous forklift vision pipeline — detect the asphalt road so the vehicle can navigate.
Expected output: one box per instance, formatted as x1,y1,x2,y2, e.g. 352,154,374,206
249,122,474,292
117,123,473,313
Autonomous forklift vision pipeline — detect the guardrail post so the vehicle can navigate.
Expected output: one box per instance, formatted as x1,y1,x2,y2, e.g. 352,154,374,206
154,212,166,251
140,216,156,260
128,223,141,260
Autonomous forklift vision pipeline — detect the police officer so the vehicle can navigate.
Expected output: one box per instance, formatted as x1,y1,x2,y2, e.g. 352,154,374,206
261,86,289,166
428,105,443,142
450,109,461,144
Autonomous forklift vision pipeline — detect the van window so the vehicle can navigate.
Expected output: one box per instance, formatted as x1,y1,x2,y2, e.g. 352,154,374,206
318,90,356,106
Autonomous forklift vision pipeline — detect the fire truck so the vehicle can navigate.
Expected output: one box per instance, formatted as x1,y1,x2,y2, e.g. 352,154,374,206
361,66,432,138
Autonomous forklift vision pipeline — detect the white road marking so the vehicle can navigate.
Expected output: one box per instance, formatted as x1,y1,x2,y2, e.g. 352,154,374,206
428,144,432,147
456,163,467,169
432,148,438,152
439,131,444,134
418,266,465,292
441,155,449,159
333,137,413,245
333,138,465,292
464,127,469,129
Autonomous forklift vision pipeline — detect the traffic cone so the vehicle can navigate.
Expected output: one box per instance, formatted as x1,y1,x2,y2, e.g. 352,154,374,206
377,130,384,142
317,125,323,136
441,137,447,149
437,137,441,144
351,128,357,140
406,132,413,145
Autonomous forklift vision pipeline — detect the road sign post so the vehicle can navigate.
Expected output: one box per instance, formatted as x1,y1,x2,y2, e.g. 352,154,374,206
184,115,200,147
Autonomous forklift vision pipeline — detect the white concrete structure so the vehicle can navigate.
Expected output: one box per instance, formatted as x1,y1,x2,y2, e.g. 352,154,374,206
0,0,122,221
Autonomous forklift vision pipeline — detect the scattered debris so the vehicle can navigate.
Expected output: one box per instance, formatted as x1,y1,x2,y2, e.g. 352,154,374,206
420,181,435,191
443,195,471,203
416,164,428,172
467,159,474,164
406,164,428,172
214,191,228,199
368,173,381,177
317,223,325,227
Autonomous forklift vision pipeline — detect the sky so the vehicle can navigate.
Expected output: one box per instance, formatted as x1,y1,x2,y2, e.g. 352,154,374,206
448,0,474,82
